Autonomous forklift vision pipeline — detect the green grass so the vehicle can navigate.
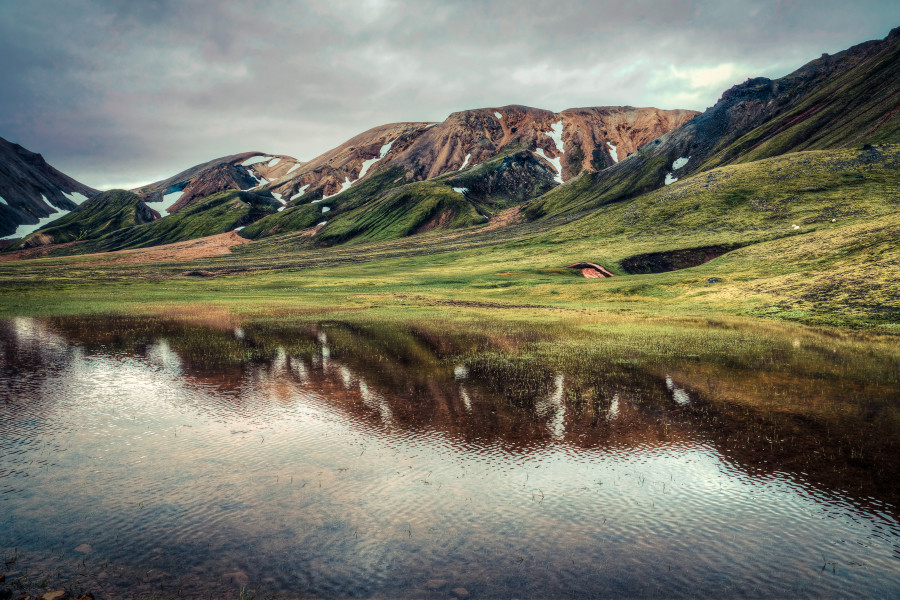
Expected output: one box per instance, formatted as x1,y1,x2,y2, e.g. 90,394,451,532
71,189,282,253
12,189,157,248
0,146,897,333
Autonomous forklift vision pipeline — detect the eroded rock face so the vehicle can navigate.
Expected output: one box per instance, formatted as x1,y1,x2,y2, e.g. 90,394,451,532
266,105,696,203
168,163,258,212
134,151,304,213
0,135,99,237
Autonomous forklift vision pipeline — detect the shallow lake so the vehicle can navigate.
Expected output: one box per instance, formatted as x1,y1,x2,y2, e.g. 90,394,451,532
1,315,899,598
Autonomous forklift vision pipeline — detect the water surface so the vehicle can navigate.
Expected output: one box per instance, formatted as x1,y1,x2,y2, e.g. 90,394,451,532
1,315,899,598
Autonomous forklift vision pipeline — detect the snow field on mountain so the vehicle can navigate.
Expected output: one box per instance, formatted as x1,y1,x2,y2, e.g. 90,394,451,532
0,194,69,240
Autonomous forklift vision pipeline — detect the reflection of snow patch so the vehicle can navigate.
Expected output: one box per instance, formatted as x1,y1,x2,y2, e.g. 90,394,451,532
606,141,618,164
340,365,353,388
0,194,70,240
494,111,502,119
460,387,472,411
672,156,689,170
268,157,281,167
321,206,330,213
452,187,469,194
147,339,182,373
241,155,270,166
235,327,245,340
535,149,563,184
454,365,468,379
290,184,310,201
459,153,471,170
291,359,309,382
607,394,620,421
546,120,564,153
664,173,678,185
0,196,7,206
665,375,690,406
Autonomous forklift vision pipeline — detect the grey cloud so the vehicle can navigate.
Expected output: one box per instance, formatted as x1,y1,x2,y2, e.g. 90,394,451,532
0,0,897,188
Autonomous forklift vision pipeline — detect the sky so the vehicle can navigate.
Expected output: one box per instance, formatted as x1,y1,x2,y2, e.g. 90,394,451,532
1,0,898,189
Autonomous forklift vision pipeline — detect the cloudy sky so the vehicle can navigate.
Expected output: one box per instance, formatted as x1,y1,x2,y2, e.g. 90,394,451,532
1,0,897,189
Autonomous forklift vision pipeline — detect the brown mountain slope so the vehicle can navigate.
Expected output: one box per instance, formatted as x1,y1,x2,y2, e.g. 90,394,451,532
266,105,696,203
0,136,99,237
134,152,303,213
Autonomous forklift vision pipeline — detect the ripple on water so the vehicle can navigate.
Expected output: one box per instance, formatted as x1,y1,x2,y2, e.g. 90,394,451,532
1,317,900,598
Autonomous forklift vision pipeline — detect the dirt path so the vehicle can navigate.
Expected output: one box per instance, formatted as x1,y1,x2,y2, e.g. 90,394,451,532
0,231,253,265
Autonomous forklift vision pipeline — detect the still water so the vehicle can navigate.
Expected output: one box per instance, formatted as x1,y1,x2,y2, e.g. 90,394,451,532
1,315,899,598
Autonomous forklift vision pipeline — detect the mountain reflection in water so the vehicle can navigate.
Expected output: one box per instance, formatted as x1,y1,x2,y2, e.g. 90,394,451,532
1,315,899,599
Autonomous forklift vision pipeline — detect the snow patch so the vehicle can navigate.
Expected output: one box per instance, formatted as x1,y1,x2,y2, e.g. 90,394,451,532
290,184,310,201
425,123,439,129
672,156,690,170
318,221,328,226
664,173,678,185
267,157,282,167
535,148,563,184
159,189,185,213
271,191,283,202
357,137,397,180
278,205,287,212
452,187,469,194
546,120,564,153
286,162,302,175
241,155,270,167
0,194,70,240
606,141,618,164
322,177,352,200
494,111,502,119
0,196,7,206
459,153,471,170
233,226,245,231
62,190,89,204
322,206,331,213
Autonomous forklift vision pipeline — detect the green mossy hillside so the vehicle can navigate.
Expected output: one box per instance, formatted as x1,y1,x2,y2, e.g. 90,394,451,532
82,190,281,252
315,181,485,246
14,189,158,248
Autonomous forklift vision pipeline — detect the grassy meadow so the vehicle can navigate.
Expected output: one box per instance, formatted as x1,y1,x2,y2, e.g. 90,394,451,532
0,146,896,334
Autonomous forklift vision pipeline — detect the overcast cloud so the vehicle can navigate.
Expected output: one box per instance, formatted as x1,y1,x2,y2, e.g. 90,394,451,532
1,0,897,188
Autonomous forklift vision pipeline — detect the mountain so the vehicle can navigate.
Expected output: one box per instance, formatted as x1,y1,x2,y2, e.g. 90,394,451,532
264,106,696,204
0,135,99,238
12,189,160,249
70,189,283,253
133,152,304,214
526,26,900,219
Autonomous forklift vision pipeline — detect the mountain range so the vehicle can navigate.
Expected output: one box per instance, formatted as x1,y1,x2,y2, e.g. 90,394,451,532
0,27,897,256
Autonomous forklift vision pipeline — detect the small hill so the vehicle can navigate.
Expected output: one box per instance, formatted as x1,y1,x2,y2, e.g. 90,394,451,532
0,135,98,238
81,189,282,253
13,189,159,249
